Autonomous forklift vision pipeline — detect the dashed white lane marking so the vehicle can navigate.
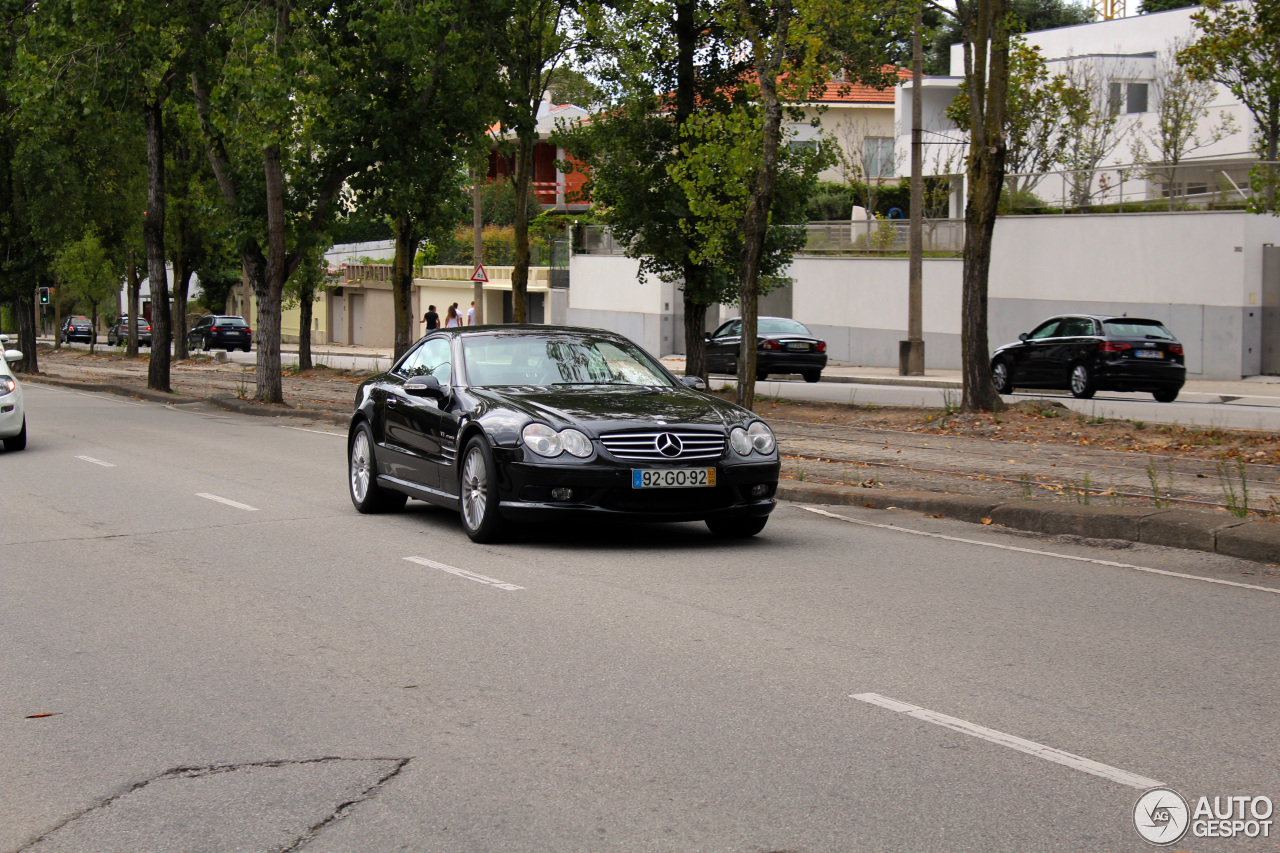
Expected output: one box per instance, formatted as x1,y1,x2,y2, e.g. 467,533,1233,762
852,692,1163,790
798,505,1280,596
403,556,524,591
75,455,116,467
196,493,259,512
282,426,342,437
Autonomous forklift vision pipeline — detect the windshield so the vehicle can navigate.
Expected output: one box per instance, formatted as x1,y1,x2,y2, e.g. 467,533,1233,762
1103,320,1174,340
758,318,812,336
462,333,675,388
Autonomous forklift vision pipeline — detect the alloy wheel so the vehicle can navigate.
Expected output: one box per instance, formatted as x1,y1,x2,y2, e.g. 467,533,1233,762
1071,365,1088,395
461,447,488,530
350,431,372,503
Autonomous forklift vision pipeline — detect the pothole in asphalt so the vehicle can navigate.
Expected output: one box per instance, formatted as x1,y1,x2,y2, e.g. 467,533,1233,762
18,757,409,853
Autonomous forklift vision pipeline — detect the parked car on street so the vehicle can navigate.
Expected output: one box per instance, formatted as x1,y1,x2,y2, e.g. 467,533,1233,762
991,314,1186,402
107,317,152,347
1,334,26,451
61,316,94,344
348,325,780,542
188,315,252,352
705,316,828,383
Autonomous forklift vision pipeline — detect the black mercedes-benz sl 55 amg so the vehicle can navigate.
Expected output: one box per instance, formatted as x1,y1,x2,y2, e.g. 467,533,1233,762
347,325,780,543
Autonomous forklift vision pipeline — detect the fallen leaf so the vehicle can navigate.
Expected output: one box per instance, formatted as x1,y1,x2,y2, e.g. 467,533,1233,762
981,518,993,525
25,713,60,719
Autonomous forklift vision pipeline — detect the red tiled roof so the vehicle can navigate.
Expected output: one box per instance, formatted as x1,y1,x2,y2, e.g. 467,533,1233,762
812,68,911,103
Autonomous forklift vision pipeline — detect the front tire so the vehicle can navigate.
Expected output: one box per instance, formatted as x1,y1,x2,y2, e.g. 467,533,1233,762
706,515,768,538
1153,388,1180,403
348,422,406,513
802,370,821,384
991,359,1013,394
1069,363,1096,399
458,435,510,543
3,418,26,452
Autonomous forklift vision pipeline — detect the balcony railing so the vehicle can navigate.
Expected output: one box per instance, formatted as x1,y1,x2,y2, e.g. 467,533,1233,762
577,221,966,258
1002,160,1279,212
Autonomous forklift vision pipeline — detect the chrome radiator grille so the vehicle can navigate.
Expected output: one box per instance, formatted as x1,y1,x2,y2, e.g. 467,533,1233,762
599,430,725,462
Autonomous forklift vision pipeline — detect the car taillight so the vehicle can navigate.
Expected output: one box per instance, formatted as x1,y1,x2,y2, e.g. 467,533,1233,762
1099,341,1131,353
815,341,826,353
211,326,220,333
1169,344,1183,355
761,340,780,351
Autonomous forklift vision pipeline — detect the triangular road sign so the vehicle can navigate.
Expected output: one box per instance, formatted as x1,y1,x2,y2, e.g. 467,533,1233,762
470,264,489,283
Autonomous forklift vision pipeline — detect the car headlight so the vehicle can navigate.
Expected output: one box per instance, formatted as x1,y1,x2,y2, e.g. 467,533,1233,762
747,421,775,454
522,423,593,458
559,428,593,458
729,427,752,456
0,377,14,396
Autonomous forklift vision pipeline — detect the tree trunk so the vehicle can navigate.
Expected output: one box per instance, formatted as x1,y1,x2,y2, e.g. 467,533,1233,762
52,279,61,349
13,293,37,374
125,246,139,357
298,279,313,371
511,133,535,324
682,295,708,382
255,143,287,404
957,0,1009,413
392,215,418,360
144,98,171,394
172,226,191,360
736,26,789,411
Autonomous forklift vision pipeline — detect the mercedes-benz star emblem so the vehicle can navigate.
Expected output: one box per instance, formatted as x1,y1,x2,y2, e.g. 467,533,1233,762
656,433,683,457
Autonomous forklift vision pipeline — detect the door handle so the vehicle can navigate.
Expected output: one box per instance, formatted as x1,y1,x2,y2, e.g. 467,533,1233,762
385,396,399,407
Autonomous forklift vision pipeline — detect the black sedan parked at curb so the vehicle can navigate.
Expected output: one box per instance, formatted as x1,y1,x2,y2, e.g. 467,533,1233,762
706,316,828,382
348,325,780,543
61,316,94,344
991,314,1186,402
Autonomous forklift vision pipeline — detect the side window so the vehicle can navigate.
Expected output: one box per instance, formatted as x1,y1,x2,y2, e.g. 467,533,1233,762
1059,318,1089,337
725,320,742,337
712,322,734,338
400,337,452,385
1028,319,1061,340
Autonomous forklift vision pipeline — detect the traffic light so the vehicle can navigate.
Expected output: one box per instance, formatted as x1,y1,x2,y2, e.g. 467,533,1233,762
38,287,49,305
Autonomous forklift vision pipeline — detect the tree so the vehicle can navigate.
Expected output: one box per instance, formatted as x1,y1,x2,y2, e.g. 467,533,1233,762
53,231,117,353
565,0,753,382
496,0,576,325
947,0,1013,412
1055,58,1129,209
1140,0,1197,12
1129,40,1236,209
924,0,1092,75
949,39,1069,196
1181,0,1280,210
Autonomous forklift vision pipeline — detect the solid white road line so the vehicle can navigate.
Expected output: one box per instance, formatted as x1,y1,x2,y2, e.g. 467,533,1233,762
196,493,259,512
798,505,1280,596
75,455,117,467
852,692,1163,790
282,426,342,437
403,556,524,591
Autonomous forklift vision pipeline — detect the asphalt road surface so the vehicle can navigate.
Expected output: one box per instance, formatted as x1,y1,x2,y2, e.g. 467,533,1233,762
3,383,1279,852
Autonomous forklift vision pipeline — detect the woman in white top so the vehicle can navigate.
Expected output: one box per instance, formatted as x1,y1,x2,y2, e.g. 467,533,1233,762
444,303,462,328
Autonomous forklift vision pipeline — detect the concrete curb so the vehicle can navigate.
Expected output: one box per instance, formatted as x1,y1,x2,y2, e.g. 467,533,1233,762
777,482,1280,564
23,376,202,406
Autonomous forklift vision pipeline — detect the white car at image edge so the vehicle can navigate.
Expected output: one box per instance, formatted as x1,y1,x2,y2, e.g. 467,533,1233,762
1,334,26,452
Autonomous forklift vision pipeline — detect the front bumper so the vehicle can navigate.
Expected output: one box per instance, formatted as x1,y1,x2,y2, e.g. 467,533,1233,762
0,390,24,438
496,454,781,523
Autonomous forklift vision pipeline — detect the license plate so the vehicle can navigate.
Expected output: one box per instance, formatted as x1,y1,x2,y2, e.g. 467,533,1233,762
1135,350,1163,359
785,342,810,351
632,468,716,489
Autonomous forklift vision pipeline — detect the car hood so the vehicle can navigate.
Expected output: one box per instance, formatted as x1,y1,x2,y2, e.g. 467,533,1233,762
468,385,747,433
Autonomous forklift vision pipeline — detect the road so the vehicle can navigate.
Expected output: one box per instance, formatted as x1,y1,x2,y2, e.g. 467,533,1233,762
3,384,1279,851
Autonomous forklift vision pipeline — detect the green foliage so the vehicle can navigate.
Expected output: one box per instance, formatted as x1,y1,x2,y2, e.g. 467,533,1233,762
806,180,913,219
53,231,118,349
924,0,1093,74
1140,0,1198,12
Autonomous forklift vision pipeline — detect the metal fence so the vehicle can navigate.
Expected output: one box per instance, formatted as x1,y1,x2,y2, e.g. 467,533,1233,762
1003,160,1279,212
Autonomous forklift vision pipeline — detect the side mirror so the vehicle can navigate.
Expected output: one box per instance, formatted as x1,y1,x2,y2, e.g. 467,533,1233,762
404,375,446,400
5,349,23,363
1018,333,1029,342
0,334,8,344
704,333,713,342
680,375,707,390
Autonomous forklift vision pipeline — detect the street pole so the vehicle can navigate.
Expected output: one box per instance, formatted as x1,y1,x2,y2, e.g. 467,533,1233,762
900,0,926,376
472,165,485,325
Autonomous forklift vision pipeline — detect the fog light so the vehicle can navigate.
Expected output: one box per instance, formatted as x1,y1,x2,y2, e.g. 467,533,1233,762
750,483,770,497
550,487,573,501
